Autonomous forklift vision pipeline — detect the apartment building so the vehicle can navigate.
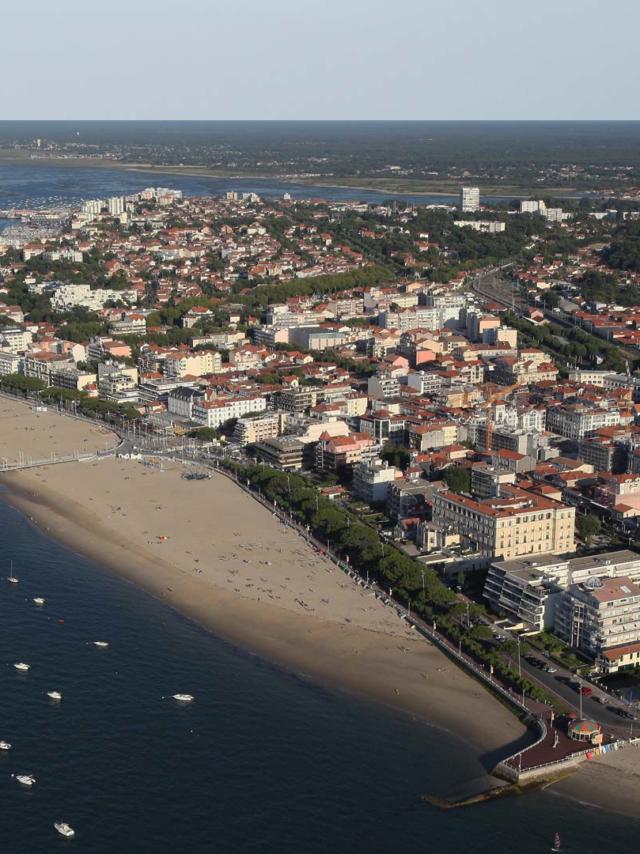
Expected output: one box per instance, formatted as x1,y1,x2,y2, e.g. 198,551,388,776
192,395,267,429
460,186,480,213
0,351,22,376
546,403,622,440
233,413,282,446
555,576,640,658
352,460,399,503
483,550,640,633
315,432,377,474
367,373,401,400
164,350,222,379
432,485,575,561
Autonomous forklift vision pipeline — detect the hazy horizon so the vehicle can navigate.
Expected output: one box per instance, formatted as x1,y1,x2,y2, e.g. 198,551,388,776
3,0,639,121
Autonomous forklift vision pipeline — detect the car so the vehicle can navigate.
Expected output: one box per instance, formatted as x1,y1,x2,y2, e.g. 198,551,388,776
544,665,557,673
580,686,593,698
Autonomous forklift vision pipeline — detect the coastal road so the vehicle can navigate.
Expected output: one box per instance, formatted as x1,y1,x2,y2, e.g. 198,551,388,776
516,652,635,739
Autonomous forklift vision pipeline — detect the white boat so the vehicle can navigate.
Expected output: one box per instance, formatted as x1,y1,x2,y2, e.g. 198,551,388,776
0,741,11,751
47,690,62,701
171,693,194,703
7,560,18,584
93,641,109,648
14,662,30,672
33,597,46,606
13,773,36,787
54,822,75,839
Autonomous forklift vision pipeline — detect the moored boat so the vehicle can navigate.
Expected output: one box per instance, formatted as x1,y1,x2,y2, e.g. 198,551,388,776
171,693,194,703
54,821,75,838
13,773,36,787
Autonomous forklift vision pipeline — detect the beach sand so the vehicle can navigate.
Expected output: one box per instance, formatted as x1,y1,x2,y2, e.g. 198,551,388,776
0,397,527,772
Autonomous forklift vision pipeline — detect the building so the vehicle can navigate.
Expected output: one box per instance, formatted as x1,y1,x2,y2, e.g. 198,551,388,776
387,477,434,520
233,413,282,446
315,432,377,474
432,484,575,561
192,394,267,429
483,549,640,632
460,186,480,213
555,576,640,658
453,220,506,233
0,351,22,376
165,350,222,379
167,387,205,420
471,464,516,499
352,460,399,504
108,196,126,216
546,404,622,441
253,436,305,470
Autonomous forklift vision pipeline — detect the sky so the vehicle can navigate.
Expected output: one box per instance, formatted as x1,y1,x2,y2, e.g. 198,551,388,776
2,0,639,120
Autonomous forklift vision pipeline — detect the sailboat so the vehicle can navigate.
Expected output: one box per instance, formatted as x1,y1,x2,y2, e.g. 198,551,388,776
7,561,18,584
551,832,562,852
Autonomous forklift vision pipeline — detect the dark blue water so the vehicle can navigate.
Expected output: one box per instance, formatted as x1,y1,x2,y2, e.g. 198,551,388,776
0,499,638,853
0,163,459,209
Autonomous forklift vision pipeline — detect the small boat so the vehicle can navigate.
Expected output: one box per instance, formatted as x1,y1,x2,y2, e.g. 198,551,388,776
93,641,109,648
171,693,194,703
14,662,30,672
7,560,18,584
552,832,562,852
33,597,46,606
0,741,11,751
13,773,36,787
54,822,75,839
46,690,62,701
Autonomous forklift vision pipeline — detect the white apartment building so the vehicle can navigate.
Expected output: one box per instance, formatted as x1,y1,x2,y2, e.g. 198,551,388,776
0,351,22,376
233,413,282,446
546,404,621,440
164,351,222,379
352,460,399,504
367,373,401,400
460,186,480,213
108,196,126,216
192,395,267,429
50,284,137,312
453,220,506,233
555,576,640,657
484,550,640,633
0,326,32,352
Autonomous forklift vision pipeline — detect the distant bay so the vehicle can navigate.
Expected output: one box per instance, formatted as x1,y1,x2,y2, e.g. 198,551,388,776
0,161,464,210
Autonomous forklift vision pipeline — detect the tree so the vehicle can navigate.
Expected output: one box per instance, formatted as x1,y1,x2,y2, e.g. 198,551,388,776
576,513,601,544
443,466,471,495
381,442,410,471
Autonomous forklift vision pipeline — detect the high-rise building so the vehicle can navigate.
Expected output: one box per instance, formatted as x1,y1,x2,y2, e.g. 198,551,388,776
108,196,126,216
460,186,480,212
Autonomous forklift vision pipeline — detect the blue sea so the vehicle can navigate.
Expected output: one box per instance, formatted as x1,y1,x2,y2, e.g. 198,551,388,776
0,162,459,211
0,498,638,854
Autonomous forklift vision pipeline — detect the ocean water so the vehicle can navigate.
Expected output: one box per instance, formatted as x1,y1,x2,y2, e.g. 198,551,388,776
0,162,459,210
0,498,638,854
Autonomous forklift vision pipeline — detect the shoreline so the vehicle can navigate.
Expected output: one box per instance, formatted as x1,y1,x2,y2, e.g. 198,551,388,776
0,152,586,200
0,469,526,766
2,397,639,816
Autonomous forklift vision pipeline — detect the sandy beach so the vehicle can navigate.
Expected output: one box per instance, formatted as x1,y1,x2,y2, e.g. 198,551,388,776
4,396,640,814
0,397,527,766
